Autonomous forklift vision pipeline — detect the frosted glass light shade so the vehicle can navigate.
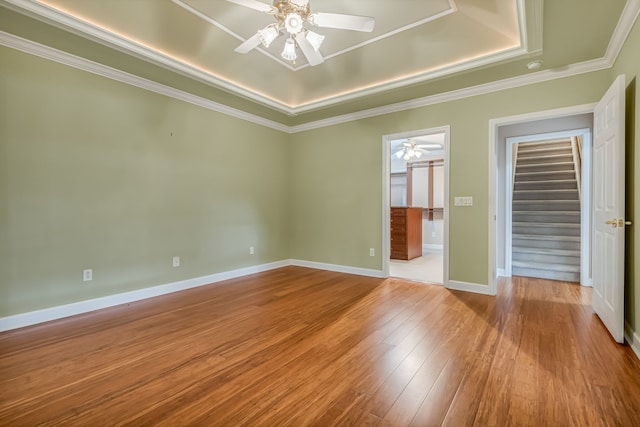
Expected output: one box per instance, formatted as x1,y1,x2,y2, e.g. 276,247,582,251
281,38,297,61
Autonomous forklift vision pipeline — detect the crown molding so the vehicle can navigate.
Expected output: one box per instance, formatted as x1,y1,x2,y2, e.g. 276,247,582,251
174,0,457,73
520,0,544,53
290,57,611,133
605,0,640,63
292,0,639,132
0,31,291,133
0,0,536,116
0,0,297,115
1,0,638,134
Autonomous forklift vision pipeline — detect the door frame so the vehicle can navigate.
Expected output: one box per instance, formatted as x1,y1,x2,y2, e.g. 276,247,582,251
504,129,592,286
382,126,450,285
488,104,596,294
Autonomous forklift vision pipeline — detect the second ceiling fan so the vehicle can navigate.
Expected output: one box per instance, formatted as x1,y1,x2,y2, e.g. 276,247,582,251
226,0,375,66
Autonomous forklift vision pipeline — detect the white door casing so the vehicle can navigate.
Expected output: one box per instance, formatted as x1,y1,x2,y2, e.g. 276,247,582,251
592,74,626,344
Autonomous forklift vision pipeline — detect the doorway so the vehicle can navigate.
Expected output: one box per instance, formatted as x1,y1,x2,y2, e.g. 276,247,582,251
489,106,596,293
505,129,592,285
382,126,450,285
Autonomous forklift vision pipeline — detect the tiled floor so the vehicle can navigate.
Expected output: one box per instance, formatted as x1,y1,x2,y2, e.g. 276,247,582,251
389,249,443,284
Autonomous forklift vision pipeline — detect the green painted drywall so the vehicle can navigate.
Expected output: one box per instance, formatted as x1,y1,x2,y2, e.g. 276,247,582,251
612,14,640,336
289,71,613,285
0,46,290,316
2,10,638,321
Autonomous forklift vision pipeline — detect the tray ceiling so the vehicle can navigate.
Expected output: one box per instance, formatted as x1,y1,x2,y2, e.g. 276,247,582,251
0,0,633,123
3,0,530,114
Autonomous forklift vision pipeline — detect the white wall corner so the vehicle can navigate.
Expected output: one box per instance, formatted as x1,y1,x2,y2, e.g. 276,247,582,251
496,268,508,277
625,321,640,361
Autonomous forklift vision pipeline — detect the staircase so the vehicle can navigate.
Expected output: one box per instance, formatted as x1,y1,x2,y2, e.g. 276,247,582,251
511,139,581,282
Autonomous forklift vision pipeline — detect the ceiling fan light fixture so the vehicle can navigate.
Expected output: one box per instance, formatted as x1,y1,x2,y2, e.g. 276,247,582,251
258,25,279,48
305,30,325,51
284,12,304,34
281,37,297,60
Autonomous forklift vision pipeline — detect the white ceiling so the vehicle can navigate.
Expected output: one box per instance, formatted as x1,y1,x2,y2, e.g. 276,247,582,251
5,0,533,115
2,0,634,125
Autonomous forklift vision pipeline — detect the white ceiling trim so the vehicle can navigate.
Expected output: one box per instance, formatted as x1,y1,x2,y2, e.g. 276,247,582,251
605,0,640,63
0,31,621,136
1,0,637,134
1,0,535,116
519,0,543,54
293,45,530,115
0,0,295,113
290,57,612,133
174,0,458,72
0,31,291,132
171,0,297,72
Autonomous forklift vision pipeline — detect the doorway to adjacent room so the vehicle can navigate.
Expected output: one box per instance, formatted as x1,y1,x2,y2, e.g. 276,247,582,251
382,127,449,285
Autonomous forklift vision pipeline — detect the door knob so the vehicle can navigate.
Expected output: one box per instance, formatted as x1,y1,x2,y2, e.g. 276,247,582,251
605,219,633,228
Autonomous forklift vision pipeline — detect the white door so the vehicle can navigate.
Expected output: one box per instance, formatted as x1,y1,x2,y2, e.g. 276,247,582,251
592,74,626,343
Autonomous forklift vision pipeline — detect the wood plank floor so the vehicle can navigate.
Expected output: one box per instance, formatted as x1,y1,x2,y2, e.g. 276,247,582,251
2,266,640,426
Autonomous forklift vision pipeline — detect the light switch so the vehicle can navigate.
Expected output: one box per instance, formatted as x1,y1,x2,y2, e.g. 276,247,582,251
454,196,473,206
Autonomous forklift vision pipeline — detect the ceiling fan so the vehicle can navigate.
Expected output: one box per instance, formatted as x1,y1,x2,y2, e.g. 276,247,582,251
225,0,375,66
394,140,442,161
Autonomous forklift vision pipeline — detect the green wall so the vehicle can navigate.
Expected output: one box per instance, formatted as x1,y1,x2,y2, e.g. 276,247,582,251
290,71,612,284
0,46,290,317
2,15,639,329
613,13,640,336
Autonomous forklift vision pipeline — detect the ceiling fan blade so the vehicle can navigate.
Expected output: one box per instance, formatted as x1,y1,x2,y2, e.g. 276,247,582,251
310,12,375,32
234,32,261,53
296,32,324,66
224,0,274,13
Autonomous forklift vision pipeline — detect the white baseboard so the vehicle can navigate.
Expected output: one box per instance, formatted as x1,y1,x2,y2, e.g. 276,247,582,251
290,259,385,278
446,279,494,295
625,322,640,361
0,259,387,332
496,268,507,277
0,260,289,332
1,259,491,331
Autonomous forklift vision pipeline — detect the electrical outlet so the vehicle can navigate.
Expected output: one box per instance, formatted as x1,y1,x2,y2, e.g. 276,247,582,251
369,248,375,257
83,269,92,282
173,256,180,267
250,246,255,255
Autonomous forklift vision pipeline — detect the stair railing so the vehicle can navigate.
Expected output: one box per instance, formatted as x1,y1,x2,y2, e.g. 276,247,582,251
570,136,582,201
511,143,519,196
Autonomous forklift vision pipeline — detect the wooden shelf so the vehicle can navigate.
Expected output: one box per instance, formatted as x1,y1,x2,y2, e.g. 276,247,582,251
407,159,444,220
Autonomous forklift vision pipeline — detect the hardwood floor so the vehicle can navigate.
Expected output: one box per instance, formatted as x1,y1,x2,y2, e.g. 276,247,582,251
2,266,640,426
